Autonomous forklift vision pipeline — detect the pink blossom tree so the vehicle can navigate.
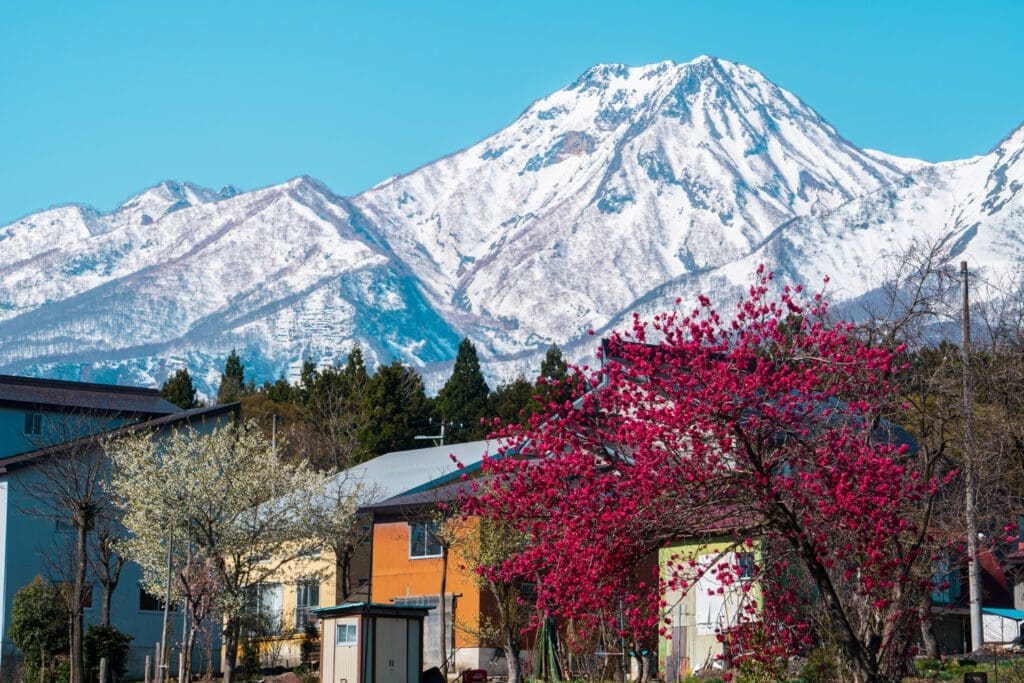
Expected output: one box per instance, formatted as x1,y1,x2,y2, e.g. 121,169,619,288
466,268,952,683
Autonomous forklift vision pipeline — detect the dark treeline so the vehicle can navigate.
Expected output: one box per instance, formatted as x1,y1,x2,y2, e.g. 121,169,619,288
159,341,580,471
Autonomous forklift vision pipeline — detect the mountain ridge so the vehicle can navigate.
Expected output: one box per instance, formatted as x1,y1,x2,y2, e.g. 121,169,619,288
1,56,1022,394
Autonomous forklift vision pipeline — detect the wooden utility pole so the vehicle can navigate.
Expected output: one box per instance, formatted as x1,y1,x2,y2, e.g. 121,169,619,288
962,261,983,651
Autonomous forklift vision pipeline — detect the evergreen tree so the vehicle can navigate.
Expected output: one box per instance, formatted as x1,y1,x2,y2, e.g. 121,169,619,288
341,346,369,396
539,344,568,382
487,376,535,428
436,338,491,443
531,344,575,414
264,376,297,403
161,368,198,410
358,361,432,456
217,350,245,405
299,359,318,404
82,625,132,683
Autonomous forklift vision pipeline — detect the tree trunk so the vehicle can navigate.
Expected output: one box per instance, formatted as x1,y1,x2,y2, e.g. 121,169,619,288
101,583,113,626
334,546,352,602
182,624,198,683
71,520,87,683
771,498,883,682
222,617,240,683
439,545,449,678
797,543,883,682
503,623,522,683
918,596,939,659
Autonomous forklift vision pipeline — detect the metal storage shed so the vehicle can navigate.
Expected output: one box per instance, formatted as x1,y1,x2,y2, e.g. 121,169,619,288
314,602,430,683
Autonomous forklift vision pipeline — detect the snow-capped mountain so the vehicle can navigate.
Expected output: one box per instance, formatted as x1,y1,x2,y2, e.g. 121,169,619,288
354,56,909,352
0,178,459,391
1,56,1021,392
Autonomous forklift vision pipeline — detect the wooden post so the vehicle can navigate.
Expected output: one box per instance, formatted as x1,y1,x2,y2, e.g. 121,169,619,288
145,654,152,683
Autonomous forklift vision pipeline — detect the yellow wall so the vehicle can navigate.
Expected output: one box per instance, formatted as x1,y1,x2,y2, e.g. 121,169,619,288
224,538,373,668
658,538,763,680
370,518,484,649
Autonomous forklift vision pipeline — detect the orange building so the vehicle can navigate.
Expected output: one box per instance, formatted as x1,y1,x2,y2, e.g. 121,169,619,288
364,480,522,675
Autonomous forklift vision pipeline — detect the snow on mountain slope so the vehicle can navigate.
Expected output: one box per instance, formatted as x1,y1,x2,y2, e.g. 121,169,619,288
353,56,909,351
0,177,460,392
744,123,1024,294
1,56,1022,392
585,124,1024,347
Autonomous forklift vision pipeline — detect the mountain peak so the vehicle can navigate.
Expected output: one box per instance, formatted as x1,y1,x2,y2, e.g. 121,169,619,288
278,175,336,198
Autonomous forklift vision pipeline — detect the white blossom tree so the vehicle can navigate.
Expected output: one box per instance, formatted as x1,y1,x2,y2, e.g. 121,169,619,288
106,420,341,683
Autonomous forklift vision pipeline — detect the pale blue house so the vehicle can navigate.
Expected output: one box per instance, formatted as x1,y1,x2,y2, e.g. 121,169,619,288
0,374,236,678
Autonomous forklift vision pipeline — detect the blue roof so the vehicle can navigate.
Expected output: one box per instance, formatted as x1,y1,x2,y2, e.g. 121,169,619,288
312,602,430,618
982,607,1024,620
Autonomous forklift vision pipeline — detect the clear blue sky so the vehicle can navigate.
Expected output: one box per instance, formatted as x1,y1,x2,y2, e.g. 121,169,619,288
2,1,1022,225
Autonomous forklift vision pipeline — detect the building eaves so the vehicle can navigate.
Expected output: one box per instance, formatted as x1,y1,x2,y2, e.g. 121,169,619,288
0,403,240,473
0,374,180,415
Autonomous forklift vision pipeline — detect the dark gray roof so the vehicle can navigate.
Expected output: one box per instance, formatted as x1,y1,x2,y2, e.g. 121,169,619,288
360,477,481,517
0,374,180,415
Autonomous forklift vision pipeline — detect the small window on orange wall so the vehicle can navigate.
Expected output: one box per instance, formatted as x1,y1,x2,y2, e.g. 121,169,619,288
409,520,442,558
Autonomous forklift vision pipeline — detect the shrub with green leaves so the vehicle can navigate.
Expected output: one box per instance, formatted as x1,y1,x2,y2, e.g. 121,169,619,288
801,647,839,683
8,577,70,683
83,624,133,683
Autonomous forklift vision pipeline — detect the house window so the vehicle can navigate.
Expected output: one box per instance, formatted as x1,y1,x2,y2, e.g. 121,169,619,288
360,523,372,545
23,413,43,436
931,557,962,605
409,521,442,558
244,583,283,635
139,587,175,612
335,623,357,646
295,580,320,629
695,554,745,635
737,552,756,580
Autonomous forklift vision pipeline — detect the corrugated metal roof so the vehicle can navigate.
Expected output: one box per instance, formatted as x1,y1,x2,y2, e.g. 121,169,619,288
0,374,179,415
323,439,497,507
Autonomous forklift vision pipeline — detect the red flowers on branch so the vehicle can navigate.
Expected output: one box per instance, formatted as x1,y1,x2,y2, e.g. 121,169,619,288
466,268,948,683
